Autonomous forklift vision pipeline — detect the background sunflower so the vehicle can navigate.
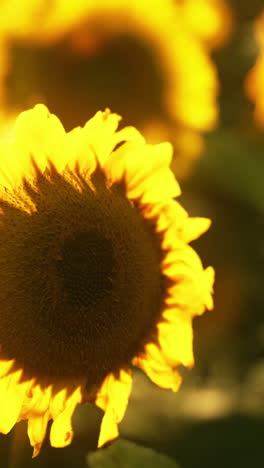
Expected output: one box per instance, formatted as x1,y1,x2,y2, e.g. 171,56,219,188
0,1,264,468
0,0,231,178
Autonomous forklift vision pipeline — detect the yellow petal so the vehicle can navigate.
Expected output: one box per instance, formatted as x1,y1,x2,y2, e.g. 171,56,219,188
0,140,32,189
80,109,121,166
136,168,180,205
113,125,145,147
0,370,29,434
96,370,132,418
64,111,143,176
19,384,52,419
63,126,98,175
181,217,211,243
0,359,15,378
13,104,67,179
104,141,180,201
49,386,82,448
97,408,119,448
102,141,142,185
162,245,204,279
96,369,132,447
133,343,182,392
64,109,121,173
158,314,194,368
156,201,187,231
64,110,145,174
28,411,50,458
49,388,67,419
122,142,174,194
203,266,215,310
0,104,66,188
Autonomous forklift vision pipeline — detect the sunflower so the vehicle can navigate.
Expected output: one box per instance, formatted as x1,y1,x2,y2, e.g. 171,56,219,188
246,11,264,128
0,104,214,457
0,0,231,177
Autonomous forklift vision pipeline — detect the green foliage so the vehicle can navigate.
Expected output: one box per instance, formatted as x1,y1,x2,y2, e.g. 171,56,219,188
87,439,180,468
197,129,264,211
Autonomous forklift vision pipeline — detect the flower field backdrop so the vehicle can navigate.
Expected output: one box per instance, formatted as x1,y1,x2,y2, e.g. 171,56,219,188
0,1,263,467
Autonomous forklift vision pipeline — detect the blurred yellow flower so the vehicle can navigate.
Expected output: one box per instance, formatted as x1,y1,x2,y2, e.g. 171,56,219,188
246,11,264,128
175,0,231,47
0,104,214,456
0,0,231,177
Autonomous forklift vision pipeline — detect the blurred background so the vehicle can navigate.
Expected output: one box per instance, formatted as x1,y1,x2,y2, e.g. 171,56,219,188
0,0,264,467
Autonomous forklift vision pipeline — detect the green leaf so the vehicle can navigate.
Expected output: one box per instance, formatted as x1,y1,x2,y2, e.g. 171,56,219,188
87,439,180,468
196,129,264,211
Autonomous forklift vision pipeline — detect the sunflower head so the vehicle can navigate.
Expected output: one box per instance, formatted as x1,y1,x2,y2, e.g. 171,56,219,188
0,104,214,456
0,0,232,179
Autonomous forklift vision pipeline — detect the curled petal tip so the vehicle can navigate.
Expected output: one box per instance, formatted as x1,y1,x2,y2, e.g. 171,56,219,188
32,443,41,458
